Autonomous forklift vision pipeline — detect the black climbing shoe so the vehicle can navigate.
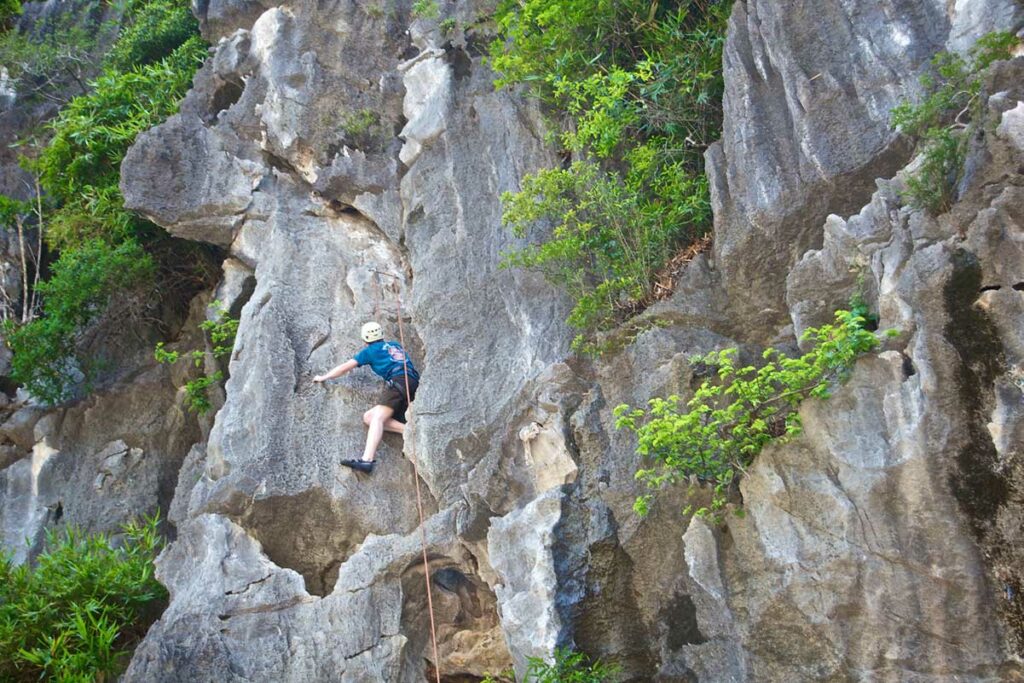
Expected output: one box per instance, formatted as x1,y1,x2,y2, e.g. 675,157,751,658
341,459,374,473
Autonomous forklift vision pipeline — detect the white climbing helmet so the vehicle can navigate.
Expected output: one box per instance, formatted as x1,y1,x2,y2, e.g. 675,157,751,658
361,321,384,343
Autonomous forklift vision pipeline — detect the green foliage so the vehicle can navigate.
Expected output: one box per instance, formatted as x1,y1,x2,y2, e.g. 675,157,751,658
0,0,21,30
412,0,439,20
482,647,619,683
339,108,387,151
182,372,221,414
5,9,209,404
848,275,878,331
105,0,199,71
360,1,399,20
38,36,206,249
0,194,31,226
492,1,731,351
501,161,708,349
4,239,154,404
0,0,197,103
615,310,880,518
0,3,104,104
891,31,1017,213
155,301,238,414
201,305,240,359
0,514,167,682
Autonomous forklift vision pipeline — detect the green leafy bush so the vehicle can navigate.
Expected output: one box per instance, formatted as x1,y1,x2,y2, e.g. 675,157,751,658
891,31,1017,213
483,647,619,683
0,0,197,104
0,514,167,682
4,239,154,403
155,301,239,413
105,0,199,71
38,35,206,249
339,108,387,151
502,159,709,350
615,310,879,517
492,1,731,351
412,0,440,20
0,0,21,30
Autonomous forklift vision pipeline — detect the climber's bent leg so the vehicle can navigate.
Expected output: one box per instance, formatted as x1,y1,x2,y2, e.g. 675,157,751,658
364,409,404,434
362,404,394,462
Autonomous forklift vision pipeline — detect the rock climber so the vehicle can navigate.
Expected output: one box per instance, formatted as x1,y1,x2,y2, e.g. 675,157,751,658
312,321,419,473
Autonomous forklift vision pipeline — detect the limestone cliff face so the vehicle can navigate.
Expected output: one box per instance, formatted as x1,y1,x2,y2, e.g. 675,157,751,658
1,0,1023,680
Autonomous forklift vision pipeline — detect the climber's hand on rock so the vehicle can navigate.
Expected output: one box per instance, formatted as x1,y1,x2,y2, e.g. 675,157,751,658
312,375,325,383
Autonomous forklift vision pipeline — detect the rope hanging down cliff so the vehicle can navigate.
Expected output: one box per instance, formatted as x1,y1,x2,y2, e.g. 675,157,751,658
374,269,443,683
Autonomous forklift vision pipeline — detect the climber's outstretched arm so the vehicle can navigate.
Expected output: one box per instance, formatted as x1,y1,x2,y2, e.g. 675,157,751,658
313,359,358,382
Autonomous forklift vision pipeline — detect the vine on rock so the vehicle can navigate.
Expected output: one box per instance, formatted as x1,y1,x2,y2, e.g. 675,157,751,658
155,301,238,414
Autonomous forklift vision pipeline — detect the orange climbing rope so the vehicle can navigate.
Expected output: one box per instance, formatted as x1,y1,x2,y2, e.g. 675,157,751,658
371,269,442,683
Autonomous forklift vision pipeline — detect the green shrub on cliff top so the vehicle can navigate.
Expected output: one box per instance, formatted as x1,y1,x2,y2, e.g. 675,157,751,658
615,310,879,518
491,0,731,352
891,31,1016,213
0,515,166,682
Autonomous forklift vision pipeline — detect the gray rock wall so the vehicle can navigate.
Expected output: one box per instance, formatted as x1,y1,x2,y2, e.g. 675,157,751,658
2,0,1023,680
119,0,1024,678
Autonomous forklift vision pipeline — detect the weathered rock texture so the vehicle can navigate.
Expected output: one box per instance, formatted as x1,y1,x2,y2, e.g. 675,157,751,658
0,356,202,562
3,0,1024,680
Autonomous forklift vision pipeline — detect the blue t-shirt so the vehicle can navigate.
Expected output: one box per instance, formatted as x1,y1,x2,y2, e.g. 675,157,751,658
353,340,419,381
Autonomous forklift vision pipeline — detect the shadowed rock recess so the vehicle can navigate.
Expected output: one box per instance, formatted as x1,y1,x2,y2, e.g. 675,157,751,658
0,0,1022,680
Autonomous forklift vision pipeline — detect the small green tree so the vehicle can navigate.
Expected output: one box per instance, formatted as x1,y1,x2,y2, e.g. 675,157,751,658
501,161,706,345
891,32,1016,213
4,28,211,405
0,514,167,682
4,239,154,404
615,310,880,517
0,2,108,104
492,1,732,352
0,0,22,30
37,35,207,250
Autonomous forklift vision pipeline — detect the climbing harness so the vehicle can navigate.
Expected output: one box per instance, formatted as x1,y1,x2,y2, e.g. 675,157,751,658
370,268,442,683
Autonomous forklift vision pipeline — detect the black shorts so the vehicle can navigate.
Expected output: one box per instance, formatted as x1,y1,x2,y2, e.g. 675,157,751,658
380,374,418,423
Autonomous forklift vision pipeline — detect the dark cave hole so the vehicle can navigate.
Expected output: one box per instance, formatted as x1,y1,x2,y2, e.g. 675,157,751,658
901,353,917,378
211,80,244,119
443,43,472,81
